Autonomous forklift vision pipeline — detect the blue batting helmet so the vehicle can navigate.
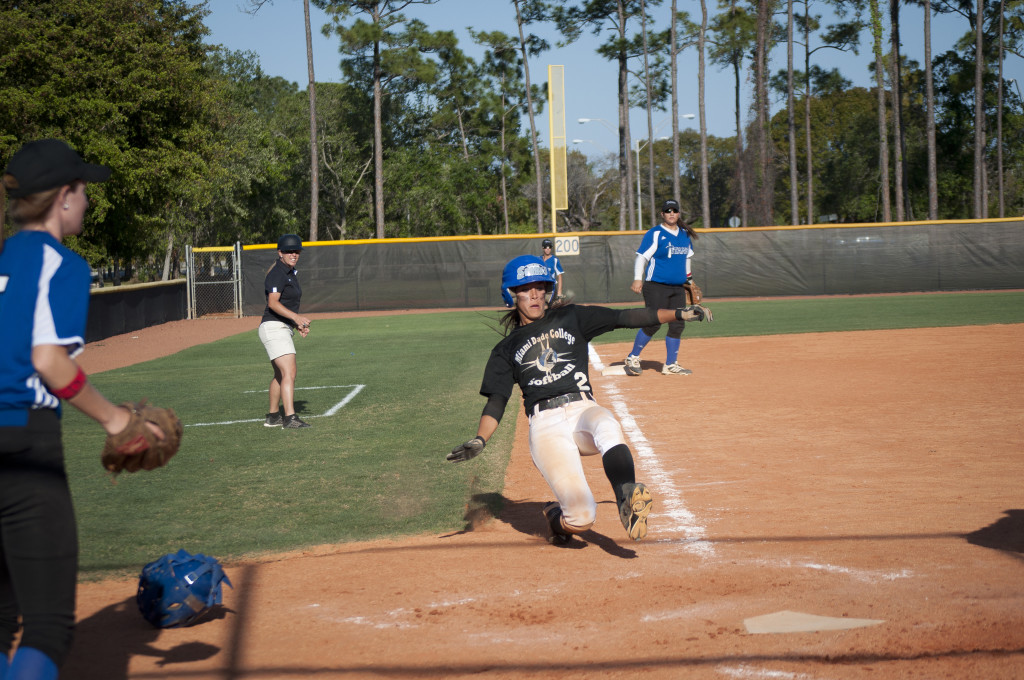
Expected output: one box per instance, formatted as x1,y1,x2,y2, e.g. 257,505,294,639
501,255,556,308
136,549,233,628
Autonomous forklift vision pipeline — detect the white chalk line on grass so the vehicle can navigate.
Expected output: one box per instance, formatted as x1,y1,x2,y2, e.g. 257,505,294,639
188,384,365,427
588,344,713,556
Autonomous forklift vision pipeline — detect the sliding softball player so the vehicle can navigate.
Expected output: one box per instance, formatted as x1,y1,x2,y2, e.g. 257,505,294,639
447,255,712,544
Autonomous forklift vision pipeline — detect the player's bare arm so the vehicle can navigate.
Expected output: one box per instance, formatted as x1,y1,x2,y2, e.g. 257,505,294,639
268,291,311,335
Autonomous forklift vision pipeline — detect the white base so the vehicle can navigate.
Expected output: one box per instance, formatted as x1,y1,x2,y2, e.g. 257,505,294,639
744,610,885,634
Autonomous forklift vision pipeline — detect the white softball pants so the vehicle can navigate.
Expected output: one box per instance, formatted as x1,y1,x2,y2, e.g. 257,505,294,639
528,399,628,532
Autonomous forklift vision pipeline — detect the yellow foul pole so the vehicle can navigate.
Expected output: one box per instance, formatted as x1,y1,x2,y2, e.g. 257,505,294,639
547,65,567,235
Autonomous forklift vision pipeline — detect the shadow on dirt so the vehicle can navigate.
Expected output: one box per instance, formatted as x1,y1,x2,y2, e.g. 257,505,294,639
965,509,1024,554
455,492,637,559
63,596,222,680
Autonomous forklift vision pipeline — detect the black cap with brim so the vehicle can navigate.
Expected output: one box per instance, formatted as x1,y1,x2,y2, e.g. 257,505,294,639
661,199,681,212
3,139,111,198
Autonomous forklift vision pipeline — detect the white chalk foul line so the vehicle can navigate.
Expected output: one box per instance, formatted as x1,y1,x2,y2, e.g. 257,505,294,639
588,344,713,556
187,384,365,427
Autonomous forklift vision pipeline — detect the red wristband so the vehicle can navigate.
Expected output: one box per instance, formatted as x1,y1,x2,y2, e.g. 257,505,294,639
52,366,87,400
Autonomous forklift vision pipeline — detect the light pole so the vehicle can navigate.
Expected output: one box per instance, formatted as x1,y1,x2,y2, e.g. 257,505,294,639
638,116,692,229
577,117,616,134
580,117,630,229
572,138,612,154
635,136,669,229
1009,78,1023,101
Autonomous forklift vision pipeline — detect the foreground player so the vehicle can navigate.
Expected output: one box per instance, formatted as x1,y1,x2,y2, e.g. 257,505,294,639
446,255,712,545
0,140,176,679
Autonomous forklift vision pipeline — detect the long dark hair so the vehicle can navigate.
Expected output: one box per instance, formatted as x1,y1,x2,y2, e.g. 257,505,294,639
682,221,699,241
499,287,572,334
678,210,699,241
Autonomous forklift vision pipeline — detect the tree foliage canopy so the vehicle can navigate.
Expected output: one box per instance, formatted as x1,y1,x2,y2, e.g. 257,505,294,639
2,0,1022,279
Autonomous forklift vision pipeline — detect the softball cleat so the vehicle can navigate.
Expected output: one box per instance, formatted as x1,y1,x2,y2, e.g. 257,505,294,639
542,502,573,545
661,362,692,375
624,355,642,376
618,483,653,541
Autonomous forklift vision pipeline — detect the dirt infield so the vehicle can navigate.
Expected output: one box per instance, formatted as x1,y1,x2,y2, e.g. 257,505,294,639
68,317,1024,679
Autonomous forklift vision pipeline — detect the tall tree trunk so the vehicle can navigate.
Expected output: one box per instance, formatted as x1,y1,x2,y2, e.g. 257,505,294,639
454,91,483,235
974,0,986,218
734,59,749,227
641,0,656,224
513,0,546,232
304,0,319,241
373,37,385,238
162,229,174,281
671,0,681,203
500,90,511,234
871,0,891,221
996,0,1005,217
754,0,774,226
925,0,938,219
803,0,813,224
698,0,711,227
787,0,798,224
618,0,636,230
889,0,905,221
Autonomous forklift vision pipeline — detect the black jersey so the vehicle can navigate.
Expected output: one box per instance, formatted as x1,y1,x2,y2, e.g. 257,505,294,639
480,304,622,414
261,259,302,325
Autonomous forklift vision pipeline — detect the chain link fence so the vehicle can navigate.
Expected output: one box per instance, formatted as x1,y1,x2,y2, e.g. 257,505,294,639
186,244,242,318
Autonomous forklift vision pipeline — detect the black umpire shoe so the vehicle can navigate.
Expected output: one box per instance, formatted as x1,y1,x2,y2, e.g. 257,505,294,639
264,411,283,427
282,414,311,429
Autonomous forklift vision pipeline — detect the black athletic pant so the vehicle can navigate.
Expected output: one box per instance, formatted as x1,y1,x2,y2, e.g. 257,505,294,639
0,410,77,668
640,281,687,338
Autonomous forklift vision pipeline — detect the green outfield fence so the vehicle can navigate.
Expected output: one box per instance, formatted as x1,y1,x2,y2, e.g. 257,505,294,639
93,218,1024,331
233,219,1024,316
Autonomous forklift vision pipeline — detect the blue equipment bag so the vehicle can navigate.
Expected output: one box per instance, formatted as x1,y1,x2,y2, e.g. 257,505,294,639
136,549,233,628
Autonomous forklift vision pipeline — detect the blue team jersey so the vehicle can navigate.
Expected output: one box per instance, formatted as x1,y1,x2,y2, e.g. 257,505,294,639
542,255,564,279
0,231,90,424
636,224,693,285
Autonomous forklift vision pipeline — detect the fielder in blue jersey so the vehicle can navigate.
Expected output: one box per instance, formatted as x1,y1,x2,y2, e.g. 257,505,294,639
540,237,564,299
0,140,170,680
623,199,701,376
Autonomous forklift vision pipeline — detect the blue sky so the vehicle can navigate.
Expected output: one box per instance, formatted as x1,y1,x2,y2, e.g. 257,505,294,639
201,0,1013,158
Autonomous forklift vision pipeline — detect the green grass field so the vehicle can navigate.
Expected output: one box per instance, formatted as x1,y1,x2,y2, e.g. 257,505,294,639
66,292,1024,578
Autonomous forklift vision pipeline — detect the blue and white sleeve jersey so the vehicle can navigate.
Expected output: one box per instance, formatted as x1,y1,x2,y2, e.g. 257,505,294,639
635,225,694,286
0,231,90,422
545,255,564,278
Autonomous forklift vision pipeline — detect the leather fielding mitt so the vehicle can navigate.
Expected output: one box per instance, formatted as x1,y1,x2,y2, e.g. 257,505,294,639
683,280,703,305
102,400,183,474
